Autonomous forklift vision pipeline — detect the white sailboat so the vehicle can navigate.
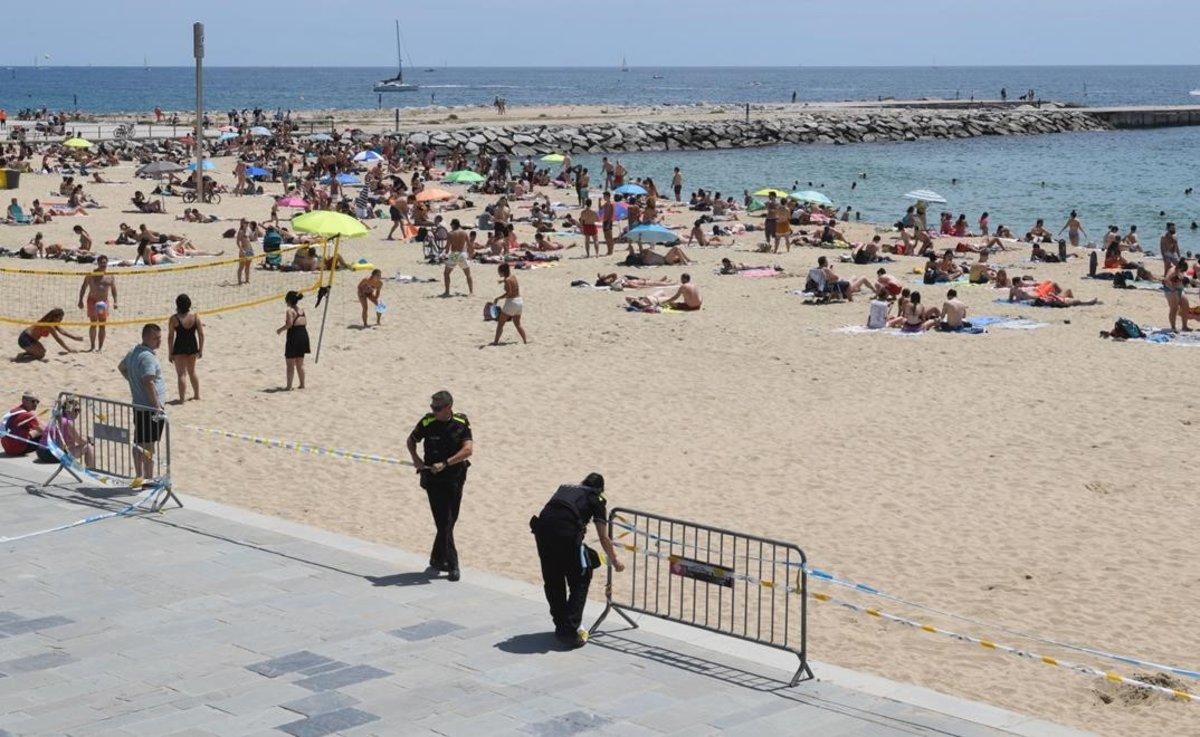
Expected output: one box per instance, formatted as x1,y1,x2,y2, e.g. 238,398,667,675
374,20,418,93
620,56,629,72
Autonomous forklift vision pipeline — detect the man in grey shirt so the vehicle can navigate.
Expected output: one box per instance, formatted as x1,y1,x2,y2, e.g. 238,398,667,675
118,323,167,481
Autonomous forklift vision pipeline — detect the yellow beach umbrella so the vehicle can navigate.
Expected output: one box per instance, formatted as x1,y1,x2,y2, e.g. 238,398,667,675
292,210,369,238
541,153,565,163
753,187,788,198
63,137,93,149
291,210,368,364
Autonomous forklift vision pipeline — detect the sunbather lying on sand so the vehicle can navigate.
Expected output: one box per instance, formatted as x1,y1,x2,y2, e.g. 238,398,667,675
1010,280,1099,307
596,273,678,289
624,244,691,266
718,258,779,275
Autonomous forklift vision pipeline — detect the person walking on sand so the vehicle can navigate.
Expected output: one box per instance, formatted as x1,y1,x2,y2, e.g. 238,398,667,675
233,159,247,197
1164,257,1191,333
167,294,203,402
276,291,309,390
1161,222,1181,275
491,263,527,346
1058,210,1087,247
358,269,384,327
600,191,616,256
579,199,599,257
236,219,254,285
77,254,116,352
575,167,589,208
442,219,474,297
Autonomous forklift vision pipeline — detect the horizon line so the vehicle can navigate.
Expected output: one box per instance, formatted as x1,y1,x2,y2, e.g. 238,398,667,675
4,63,1200,70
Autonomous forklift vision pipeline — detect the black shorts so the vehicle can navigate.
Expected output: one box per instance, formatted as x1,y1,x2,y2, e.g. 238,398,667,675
389,206,402,222
133,408,165,445
17,331,37,350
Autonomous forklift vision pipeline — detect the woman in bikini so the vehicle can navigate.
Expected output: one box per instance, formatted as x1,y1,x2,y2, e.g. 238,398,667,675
1164,258,1191,332
357,269,384,328
491,263,528,346
236,219,253,285
16,308,82,360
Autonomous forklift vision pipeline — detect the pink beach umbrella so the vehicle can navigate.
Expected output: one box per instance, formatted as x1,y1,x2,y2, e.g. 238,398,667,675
276,195,309,208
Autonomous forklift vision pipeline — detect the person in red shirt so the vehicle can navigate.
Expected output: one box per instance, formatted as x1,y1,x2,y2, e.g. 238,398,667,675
2,393,43,456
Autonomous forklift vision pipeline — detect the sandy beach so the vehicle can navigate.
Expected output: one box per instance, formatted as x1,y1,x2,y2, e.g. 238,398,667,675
3,155,1197,737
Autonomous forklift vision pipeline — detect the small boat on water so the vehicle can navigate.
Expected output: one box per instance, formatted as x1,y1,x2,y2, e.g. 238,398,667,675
1191,89,1200,97
620,56,629,73
374,20,418,93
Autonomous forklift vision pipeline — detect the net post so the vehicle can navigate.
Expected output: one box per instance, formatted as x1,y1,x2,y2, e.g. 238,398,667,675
314,236,338,364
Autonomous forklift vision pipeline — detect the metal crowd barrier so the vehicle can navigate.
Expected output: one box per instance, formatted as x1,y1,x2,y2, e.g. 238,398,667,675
590,507,813,686
44,392,180,512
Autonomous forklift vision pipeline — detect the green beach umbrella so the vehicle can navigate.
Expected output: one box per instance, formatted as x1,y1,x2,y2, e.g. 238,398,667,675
753,187,788,198
443,170,485,184
63,137,93,149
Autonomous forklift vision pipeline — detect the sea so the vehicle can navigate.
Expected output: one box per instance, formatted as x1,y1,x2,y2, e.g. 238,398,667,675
3,65,1198,246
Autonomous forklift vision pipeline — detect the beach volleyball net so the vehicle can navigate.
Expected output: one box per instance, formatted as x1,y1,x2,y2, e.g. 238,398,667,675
0,242,336,329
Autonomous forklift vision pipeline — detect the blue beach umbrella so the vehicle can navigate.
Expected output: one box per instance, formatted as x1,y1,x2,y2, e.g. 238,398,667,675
353,150,384,163
217,132,239,142
626,223,679,245
186,160,215,172
320,173,362,186
613,183,647,196
246,166,270,178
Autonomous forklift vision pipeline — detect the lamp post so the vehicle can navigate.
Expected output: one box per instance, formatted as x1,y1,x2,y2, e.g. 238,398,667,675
193,22,205,197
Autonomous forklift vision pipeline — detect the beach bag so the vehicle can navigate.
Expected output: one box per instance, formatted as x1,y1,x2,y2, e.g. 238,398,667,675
867,300,889,329
1114,317,1144,340
922,267,937,285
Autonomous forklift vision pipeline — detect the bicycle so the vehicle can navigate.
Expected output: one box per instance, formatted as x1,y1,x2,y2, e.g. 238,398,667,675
181,190,221,205
112,123,135,141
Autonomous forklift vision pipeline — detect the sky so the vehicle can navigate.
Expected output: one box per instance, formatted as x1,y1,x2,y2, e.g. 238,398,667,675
4,0,1200,68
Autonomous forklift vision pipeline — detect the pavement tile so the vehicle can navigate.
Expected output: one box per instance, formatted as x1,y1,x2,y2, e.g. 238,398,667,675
0,651,77,675
388,619,465,642
0,616,74,636
278,691,360,718
245,652,332,679
292,665,392,693
275,707,379,737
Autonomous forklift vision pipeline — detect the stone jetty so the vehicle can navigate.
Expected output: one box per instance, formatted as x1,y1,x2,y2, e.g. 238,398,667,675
394,108,1109,156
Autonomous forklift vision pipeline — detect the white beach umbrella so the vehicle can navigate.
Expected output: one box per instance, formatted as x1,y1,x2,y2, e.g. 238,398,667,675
903,189,947,204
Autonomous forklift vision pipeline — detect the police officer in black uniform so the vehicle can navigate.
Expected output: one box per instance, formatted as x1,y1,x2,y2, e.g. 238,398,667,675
406,390,473,582
530,473,624,646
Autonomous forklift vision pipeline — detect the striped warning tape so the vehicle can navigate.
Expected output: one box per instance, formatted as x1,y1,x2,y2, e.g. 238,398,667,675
607,516,1200,681
185,425,413,467
615,534,1196,703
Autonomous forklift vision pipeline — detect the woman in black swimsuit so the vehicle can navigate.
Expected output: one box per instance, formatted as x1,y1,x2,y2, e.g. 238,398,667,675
276,290,309,390
167,293,204,402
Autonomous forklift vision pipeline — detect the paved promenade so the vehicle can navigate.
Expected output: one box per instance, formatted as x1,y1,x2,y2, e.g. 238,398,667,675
0,457,1089,737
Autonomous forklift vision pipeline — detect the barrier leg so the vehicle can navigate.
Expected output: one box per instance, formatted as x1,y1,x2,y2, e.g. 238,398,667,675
789,657,814,687
589,602,638,635
42,462,83,489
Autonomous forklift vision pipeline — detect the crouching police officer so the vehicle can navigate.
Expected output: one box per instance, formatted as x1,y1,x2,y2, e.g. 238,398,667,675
530,473,624,647
406,390,473,582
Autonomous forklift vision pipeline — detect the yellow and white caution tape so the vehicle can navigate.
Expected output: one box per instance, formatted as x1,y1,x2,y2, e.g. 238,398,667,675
616,536,1196,703
186,425,412,468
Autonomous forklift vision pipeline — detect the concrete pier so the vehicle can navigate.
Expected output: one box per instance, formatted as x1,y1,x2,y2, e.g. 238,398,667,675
1086,105,1200,129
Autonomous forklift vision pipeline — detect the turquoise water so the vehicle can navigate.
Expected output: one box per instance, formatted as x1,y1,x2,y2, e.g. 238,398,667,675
2,65,1199,113
573,127,1200,249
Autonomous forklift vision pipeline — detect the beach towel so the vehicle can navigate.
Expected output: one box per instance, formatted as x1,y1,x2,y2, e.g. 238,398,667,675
737,268,782,279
